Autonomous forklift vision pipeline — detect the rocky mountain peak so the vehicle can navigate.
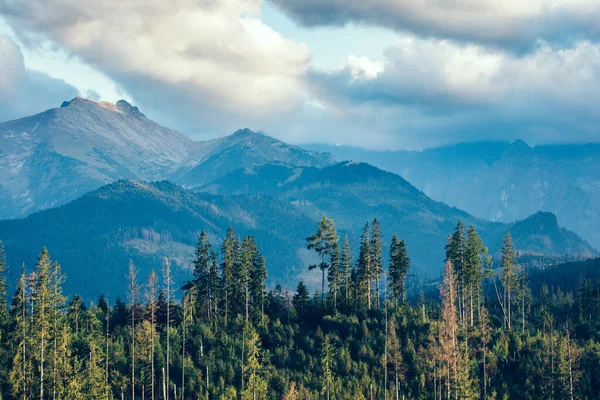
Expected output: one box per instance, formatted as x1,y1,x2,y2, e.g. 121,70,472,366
116,99,145,117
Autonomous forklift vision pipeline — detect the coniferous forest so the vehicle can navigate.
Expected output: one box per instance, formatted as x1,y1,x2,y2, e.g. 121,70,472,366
1,216,600,400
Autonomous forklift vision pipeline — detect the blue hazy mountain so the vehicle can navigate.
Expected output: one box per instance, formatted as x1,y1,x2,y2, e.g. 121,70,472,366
307,141,600,249
0,163,594,299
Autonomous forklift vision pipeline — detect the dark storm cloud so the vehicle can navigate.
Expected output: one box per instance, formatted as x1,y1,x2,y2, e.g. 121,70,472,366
269,0,600,52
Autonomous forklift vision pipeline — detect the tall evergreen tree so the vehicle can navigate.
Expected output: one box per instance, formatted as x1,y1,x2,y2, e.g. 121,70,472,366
250,253,267,325
463,225,488,327
306,215,338,305
162,257,173,400
327,242,341,311
32,247,53,400
500,231,518,330
438,260,459,400
388,234,410,305
340,236,353,311
127,260,139,400
242,324,268,400
221,227,239,324
9,264,29,400
370,218,384,309
292,282,309,326
446,221,466,324
146,270,158,400
356,222,372,310
186,231,214,322
320,335,335,400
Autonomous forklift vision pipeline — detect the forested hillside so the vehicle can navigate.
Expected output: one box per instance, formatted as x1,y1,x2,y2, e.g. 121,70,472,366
1,171,594,299
0,218,599,399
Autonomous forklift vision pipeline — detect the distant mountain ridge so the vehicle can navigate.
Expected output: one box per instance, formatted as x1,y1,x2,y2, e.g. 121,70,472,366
0,98,334,218
1,163,594,299
308,140,600,249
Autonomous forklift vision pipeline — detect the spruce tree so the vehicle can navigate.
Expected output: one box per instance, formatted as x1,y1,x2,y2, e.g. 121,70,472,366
446,221,466,323
127,260,140,400
32,247,53,400
146,270,158,400
320,335,335,400
242,324,268,400
463,225,488,327
370,219,384,309
327,242,341,311
187,231,212,320
500,231,518,330
9,264,29,400
221,227,239,324
356,222,372,310
237,236,258,322
250,253,267,325
292,282,309,326
438,260,458,400
388,234,410,305
306,215,338,305
340,236,353,311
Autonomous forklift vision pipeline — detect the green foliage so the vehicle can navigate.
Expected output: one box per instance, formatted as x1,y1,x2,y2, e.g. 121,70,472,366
0,218,599,399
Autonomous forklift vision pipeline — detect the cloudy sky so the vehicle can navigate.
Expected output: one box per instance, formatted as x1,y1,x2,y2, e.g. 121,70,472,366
1,0,599,149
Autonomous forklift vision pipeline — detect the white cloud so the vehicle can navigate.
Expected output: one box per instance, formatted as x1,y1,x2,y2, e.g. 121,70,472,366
1,0,311,133
0,35,78,122
300,35,600,148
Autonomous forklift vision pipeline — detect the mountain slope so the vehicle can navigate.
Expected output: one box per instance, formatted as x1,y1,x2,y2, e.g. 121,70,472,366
0,180,316,298
201,161,596,259
0,99,333,218
1,164,594,299
170,128,334,188
309,140,600,249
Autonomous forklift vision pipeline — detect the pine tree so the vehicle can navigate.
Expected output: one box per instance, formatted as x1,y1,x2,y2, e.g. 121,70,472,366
320,335,335,400
388,234,410,306
238,236,257,323
463,225,488,327
186,231,214,322
146,270,158,400
221,227,239,324
446,221,466,324
250,253,267,325
162,257,173,400
306,215,338,305
9,264,29,400
49,260,68,399
370,219,384,309
32,247,53,400
439,260,458,400
500,231,518,330
327,242,341,311
387,318,404,400
479,306,491,399
340,236,353,311
127,260,140,400
292,282,309,326
356,222,372,310
242,324,268,400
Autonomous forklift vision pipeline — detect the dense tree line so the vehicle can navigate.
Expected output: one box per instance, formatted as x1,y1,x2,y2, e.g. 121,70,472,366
0,217,599,399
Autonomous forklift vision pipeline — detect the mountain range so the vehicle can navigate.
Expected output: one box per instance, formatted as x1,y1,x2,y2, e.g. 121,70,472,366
0,97,333,218
0,98,596,298
308,141,600,249
0,163,595,299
